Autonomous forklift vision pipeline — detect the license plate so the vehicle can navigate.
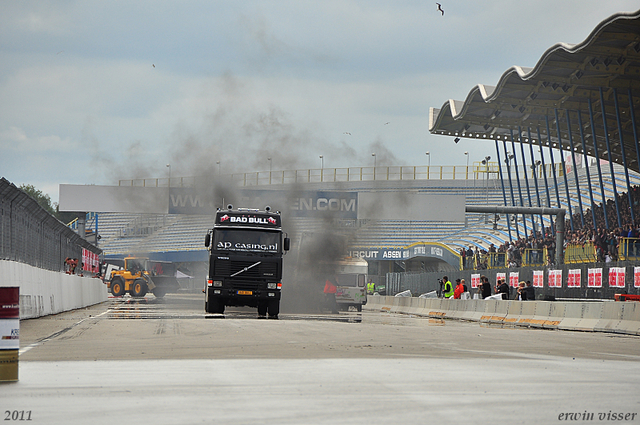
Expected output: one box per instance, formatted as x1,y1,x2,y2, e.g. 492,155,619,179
237,290,252,295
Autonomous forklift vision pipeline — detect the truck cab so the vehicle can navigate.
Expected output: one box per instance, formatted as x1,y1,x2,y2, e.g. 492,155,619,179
204,206,290,318
334,257,368,311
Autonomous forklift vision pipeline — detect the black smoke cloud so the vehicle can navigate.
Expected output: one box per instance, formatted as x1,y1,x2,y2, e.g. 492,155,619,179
95,73,400,313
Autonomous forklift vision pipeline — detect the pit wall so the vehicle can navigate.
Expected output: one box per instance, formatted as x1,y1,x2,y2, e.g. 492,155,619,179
0,260,108,320
364,295,640,335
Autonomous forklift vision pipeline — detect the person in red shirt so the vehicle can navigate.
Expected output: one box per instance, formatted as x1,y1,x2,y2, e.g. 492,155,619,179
324,278,339,314
453,279,465,299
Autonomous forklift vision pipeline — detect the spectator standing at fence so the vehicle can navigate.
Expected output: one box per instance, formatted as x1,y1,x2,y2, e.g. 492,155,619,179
516,281,526,300
465,246,473,269
496,279,509,300
524,280,535,301
479,275,492,299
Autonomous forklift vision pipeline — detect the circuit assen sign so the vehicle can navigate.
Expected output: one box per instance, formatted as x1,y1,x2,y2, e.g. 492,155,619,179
347,243,459,268
169,188,358,219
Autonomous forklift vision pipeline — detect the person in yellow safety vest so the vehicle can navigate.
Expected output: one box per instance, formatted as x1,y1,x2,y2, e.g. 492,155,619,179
442,275,454,298
366,279,375,294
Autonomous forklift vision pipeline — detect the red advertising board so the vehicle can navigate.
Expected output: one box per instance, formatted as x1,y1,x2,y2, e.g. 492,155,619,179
471,274,480,289
532,270,544,287
608,267,625,288
509,272,519,288
82,248,100,273
588,268,602,288
548,270,562,288
0,287,19,319
567,269,581,288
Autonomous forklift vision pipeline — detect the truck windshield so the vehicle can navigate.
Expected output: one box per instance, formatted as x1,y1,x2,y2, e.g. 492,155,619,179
213,229,280,253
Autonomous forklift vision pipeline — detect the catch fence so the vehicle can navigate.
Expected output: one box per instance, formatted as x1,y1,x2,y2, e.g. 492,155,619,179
0,178,101,272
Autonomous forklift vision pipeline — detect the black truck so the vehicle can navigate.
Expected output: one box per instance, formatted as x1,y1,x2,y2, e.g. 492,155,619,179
204,206,290,318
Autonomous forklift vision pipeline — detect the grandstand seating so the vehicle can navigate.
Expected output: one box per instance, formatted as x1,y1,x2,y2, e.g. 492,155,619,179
95,163,640,260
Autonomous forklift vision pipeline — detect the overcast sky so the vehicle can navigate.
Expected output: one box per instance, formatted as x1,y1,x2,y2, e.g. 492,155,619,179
1,1,638,202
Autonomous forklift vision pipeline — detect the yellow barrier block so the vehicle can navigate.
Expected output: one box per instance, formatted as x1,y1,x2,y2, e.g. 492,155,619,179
0,350,18,382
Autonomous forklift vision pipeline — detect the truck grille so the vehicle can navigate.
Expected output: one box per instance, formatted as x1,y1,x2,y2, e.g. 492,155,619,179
214,260,278,279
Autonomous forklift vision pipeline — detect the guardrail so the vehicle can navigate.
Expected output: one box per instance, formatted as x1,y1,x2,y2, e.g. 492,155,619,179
565,242,597,263
365,295,640,335
118,161,565,187
462,250,548,270
618,237,640,261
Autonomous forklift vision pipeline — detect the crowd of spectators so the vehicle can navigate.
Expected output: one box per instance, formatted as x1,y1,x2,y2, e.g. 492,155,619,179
462,185,640,269
565,184,640,262
461,229,558,270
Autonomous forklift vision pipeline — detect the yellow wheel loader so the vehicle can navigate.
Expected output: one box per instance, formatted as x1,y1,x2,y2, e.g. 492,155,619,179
107,257,178,298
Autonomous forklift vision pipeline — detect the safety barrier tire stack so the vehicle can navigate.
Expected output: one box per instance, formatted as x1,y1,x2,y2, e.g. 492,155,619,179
364,295,640,335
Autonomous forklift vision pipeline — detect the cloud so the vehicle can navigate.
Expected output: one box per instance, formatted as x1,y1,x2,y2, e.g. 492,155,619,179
0,126,75,152
1,0,639,204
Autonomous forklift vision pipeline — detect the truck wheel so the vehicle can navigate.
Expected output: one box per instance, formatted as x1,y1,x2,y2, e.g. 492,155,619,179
257,302,267,317
152,288,166,298
267,300,279,319
111,278,125,297
132,279,147,298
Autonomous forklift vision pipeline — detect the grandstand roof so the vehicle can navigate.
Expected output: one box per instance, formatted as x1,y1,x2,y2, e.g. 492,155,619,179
429,9,640,173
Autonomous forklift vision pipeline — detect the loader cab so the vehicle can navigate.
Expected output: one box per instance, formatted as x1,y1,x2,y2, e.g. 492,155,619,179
124,257,147,275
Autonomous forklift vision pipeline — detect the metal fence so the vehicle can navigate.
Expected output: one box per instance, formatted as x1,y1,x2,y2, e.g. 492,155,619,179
386,261,640,299
0,178,101,272
118,161,566,188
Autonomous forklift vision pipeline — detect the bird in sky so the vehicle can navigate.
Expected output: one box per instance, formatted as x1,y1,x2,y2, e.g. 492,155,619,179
384,122,390,125
343,132,351,135
436,3,444,16
152,64,155,68
56,50,64,55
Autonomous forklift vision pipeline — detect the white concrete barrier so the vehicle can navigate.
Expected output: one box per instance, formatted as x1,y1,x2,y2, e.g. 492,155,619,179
558,303,584,331
529,302,552,328
427,298,447,318
515,302,537,327
0,260,108,319
594,302,623,333
444,299,462,319
486,299,509,324
503,301,522,326
544,302,566,330
364,295,640,335
480,299,499,323
574,302,603,332
616,302,640,335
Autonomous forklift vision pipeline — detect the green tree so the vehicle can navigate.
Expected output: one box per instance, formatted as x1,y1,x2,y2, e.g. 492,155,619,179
19,184,56,216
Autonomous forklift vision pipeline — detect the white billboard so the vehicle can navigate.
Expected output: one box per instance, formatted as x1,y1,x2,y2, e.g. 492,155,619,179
357,192,465,221
59,185,169,213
